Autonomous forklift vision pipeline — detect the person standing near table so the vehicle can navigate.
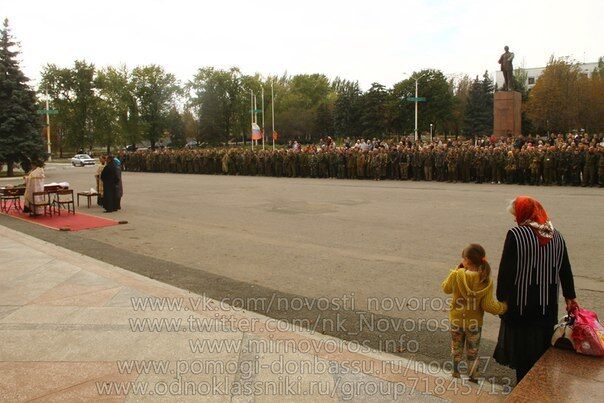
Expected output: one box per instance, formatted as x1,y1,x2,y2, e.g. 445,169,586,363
95,155,106,207
23,160,45,214
100,157,119,213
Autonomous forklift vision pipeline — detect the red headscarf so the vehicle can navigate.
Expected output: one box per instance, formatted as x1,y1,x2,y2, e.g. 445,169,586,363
514,196,554,245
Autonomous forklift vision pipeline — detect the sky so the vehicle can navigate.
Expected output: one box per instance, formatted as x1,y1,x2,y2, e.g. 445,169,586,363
2,0,603,90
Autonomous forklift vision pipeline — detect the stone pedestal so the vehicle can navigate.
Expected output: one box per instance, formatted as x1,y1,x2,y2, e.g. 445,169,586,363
493,91,522,136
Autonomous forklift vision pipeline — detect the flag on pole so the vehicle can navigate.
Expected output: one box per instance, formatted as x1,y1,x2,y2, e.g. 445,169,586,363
272,130,279,141
251,123,262,140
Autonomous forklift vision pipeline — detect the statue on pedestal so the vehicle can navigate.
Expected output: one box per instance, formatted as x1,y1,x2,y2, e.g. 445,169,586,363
498,46,515,91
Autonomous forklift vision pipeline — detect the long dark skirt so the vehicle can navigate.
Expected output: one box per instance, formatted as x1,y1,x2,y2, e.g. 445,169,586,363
493,319,554,382
102,182,118,212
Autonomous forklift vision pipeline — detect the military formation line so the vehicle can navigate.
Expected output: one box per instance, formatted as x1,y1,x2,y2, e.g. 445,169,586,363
119,139,604,187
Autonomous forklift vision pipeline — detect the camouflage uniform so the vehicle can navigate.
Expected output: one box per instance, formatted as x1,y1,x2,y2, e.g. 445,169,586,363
346,151,357,179
582,148,598,187
529,151,542,185
504,152,517,184
598,148,604,187
542,150,556,185
399,149,410,180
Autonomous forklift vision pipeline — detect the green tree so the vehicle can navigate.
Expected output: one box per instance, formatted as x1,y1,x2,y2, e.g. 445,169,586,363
314,102,333,137
132,65,179,149
391,70,455,136
0,19,45,176
464,71,493,136
39,64,73,157
91,97,118,153
578,57,604,132
188,67,243,144
96,65,141,150
526,58,582,132
277,74,332,142
182,108,198,143
333,79,362,137
513,68,533,134
359,82,388,138
451,75,472,135
166,107,186,147
71,60,96,149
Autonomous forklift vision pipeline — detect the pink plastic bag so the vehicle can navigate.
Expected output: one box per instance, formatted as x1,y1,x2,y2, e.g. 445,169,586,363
570,307,604,357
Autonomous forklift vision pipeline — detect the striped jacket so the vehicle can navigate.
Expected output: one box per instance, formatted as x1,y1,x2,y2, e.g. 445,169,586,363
496,226,576,326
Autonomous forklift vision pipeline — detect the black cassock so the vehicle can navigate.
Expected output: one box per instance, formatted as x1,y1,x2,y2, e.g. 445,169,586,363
100,164,120,212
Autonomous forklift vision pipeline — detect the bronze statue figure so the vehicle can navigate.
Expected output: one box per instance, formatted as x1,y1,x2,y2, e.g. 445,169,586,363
498,46,515,91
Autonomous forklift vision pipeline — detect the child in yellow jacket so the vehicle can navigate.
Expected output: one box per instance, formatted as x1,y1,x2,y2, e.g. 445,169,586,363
442,243,507,381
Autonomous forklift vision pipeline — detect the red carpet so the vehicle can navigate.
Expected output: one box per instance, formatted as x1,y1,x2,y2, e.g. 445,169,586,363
1,203,121,231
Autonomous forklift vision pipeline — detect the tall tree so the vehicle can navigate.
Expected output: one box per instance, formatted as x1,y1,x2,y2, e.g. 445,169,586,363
39,64,73,157
392,70,455,136
132,65,179,149
578,57,604,132
314,102,333,138
71,60,96,149
188,67,242,144
451,75,472,135
359,82,388,138
333,79,362,137
182,108,198,143
96,65,141,150
464,71,494,136
276,74,332,142
166,107,186,147
526,57,581,132
513,68,533,134
0,19,45,176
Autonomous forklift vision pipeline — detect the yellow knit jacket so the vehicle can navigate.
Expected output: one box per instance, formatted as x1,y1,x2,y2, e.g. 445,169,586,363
441,268,507,328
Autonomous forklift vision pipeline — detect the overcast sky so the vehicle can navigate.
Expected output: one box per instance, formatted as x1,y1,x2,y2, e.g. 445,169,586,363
3,0,602,89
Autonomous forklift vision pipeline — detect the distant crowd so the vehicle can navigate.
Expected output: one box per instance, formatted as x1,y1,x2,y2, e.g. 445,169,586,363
119,133,604,187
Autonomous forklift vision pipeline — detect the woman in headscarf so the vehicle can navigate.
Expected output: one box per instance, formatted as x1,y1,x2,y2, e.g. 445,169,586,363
100,156,119,212
494,196,578,383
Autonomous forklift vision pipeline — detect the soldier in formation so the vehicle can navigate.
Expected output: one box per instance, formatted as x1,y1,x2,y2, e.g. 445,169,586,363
119,138,604,187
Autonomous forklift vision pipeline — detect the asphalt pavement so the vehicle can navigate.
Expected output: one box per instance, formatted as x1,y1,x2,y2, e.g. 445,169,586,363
1,162,602,383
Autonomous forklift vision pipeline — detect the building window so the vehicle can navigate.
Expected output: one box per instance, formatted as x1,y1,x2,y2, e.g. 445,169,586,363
528,77,535,85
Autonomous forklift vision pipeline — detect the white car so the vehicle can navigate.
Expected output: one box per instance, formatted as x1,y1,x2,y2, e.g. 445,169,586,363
71,154,96,167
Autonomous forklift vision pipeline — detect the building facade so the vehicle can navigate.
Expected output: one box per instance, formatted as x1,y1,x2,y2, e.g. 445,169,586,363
495,61,599,90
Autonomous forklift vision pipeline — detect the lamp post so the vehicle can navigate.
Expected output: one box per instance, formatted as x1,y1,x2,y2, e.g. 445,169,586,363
430,123,434,142
271,80,275,151
413,74,428,142
402,72,428,142
44,89,52,162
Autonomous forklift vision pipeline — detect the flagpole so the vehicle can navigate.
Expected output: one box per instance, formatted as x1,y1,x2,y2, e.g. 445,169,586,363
261,86,265,150
45,89,52,161
271,81,275,151
253,93,257,147
250,89,254,151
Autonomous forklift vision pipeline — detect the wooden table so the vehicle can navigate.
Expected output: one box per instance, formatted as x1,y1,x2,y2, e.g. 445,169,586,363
0,187,25,196
1,185,71,215
77,192,98,208
1,185,66,196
